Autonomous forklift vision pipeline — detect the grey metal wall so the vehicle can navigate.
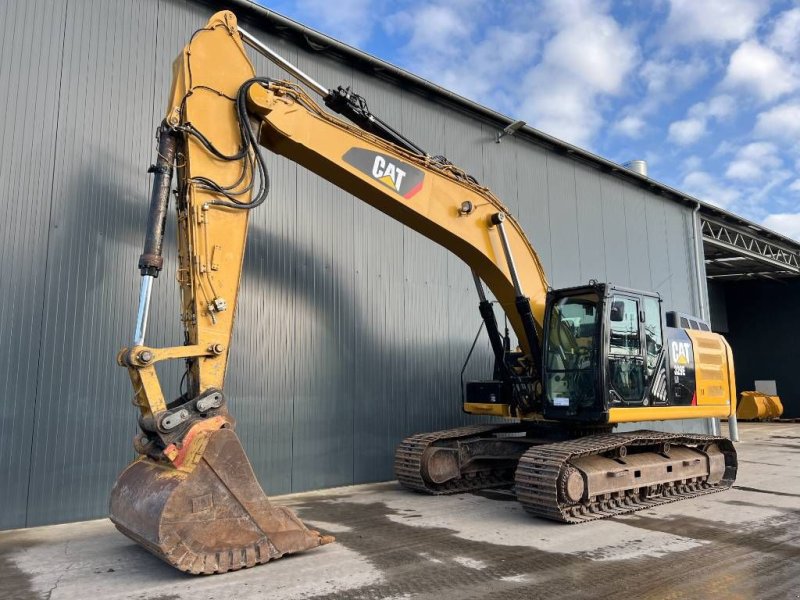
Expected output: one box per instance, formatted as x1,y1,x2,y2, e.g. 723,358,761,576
0,0,704,529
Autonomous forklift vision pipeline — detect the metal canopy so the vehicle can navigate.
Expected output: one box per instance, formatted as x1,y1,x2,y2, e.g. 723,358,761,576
702,216,800,281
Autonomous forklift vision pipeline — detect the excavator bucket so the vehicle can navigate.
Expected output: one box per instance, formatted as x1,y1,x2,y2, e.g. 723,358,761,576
110,427,332,574
736,391,784,421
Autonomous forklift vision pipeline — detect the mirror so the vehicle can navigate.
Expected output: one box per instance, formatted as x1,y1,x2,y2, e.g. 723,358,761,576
610,300,625,322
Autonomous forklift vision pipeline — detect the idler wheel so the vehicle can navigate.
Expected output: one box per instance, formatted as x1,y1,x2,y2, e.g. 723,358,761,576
559,466,585,504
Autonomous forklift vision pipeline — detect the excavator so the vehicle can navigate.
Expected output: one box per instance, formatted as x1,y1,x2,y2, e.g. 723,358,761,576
110,11,739,575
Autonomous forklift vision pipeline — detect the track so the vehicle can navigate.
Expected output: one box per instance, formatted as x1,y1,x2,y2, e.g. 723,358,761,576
394,424,517,494
515,430,737,522
396,427,737,523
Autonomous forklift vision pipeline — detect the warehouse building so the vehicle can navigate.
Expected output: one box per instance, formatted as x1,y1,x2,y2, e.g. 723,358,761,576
2,0,798,530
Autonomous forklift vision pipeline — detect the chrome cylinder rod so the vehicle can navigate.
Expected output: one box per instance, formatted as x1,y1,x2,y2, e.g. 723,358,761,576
237,26,330,98
492,213,524,297
471,270,488,302
133,275,154,346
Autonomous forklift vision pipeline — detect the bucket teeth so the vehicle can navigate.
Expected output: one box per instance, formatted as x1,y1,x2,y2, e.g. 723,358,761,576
110,427,331,574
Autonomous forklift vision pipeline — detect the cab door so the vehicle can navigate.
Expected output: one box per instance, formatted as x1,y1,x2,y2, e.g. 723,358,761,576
605,292,665,406
605,294,647,404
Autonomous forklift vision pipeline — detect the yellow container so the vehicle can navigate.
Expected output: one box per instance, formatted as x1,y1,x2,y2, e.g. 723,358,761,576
737,391,784,421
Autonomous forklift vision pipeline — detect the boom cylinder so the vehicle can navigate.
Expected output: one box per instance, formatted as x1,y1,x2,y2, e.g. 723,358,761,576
472,271,507,376
492,213,543,371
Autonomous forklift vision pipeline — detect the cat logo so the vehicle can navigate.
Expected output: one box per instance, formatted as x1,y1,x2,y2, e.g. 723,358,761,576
342,148,424,199
671,341,691,365
670,340,692,376
372,156,406,192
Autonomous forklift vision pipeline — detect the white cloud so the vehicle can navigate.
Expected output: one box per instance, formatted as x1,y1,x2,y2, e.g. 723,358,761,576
762,213,800,241
644,150,661,168
288,0,375,47
386,2,538,115
725,142,782,180
681,171,741,208
713,140,737,158
667,95,735,146
768,8,800,57
698,95,736,120
682,155,702,172
622,56,709,121
668,118,706,146
613,115,646,138
722,40,798,102
392,4,472,56
640,56,709,97
519,0,638,147
755,102,800,141
790,180,800,193
384,0,641,147
663,0,766,45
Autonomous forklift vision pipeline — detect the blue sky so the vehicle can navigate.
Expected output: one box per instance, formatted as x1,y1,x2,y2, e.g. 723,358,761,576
257,0,800,241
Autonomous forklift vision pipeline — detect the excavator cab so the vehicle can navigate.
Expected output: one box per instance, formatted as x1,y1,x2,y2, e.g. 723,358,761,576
465,280,724,425
542,283,665,421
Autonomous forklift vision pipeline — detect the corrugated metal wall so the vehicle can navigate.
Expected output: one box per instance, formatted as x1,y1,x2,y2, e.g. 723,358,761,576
0,0,706,529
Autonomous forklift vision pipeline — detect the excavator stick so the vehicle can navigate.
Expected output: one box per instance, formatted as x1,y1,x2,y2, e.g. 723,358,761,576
110,12,332,574
110,428,330,574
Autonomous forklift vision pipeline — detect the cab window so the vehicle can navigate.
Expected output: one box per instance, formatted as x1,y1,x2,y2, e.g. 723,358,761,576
608,297,640,355
607,295,645,402
545,294,599,409
643,296,663,377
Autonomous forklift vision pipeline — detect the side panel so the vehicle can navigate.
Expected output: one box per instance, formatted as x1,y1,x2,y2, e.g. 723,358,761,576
664,205,698,314
665,328,697,406
24,0,162,526
599,177,631,285
346,76,407,484
545,156,580,289
0,0,68,529
574,165,607,283
608,328,734,423
685,329,733,408
515,144,553,274
623,187,653,291
289,48,357,493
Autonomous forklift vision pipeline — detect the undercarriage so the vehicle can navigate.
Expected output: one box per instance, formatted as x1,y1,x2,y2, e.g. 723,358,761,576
395,424,737,523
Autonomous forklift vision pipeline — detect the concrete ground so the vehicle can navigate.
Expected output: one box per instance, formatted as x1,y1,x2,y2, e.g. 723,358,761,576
1,422,799,600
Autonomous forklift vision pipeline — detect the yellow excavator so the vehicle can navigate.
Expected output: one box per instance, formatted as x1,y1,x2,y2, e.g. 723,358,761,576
110,12,739,575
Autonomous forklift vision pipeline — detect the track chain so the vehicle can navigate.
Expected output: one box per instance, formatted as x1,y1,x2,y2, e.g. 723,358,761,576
515,430,738,523
394,424,516,494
